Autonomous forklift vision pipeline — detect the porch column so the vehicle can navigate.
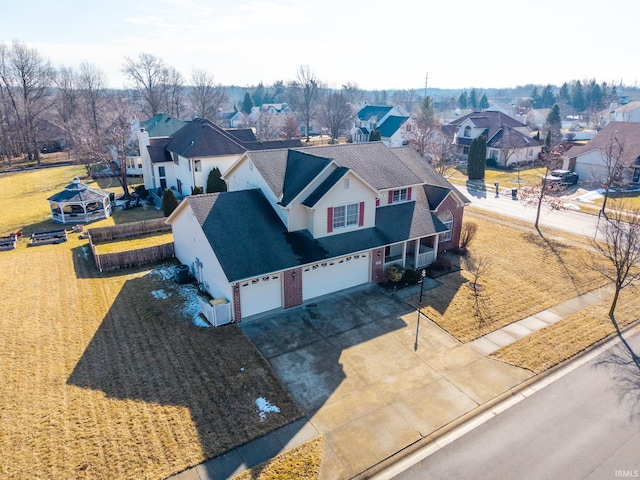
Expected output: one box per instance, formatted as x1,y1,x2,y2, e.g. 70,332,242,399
401,242,407,268
433,234,440,257
414,239,420,268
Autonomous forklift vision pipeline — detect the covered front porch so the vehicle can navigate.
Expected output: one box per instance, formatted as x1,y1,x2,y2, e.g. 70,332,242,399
383,235,439,271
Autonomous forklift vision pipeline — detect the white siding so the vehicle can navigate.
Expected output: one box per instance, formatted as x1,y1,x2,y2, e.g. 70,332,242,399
312,173,375,238
171,204,234,307
574,150,608,182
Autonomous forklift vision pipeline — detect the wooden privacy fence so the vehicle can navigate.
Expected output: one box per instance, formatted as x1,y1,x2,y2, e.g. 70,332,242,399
91,242,175,272
88,219,175,272
88,218,170,242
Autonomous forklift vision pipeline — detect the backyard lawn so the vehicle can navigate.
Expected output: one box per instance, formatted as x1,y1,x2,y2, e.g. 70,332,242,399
0,167,303,480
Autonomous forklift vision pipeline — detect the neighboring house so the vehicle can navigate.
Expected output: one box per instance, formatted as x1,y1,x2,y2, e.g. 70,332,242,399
610,101,640,123
351,105,409,147
37,119,66,153
138,117,302,199
137,113,188,191
260,103,290,114
442,110,542,167
167,142,469,321
566,121,640,184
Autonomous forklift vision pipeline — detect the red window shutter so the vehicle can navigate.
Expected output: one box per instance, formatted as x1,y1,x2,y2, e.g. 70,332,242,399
407,187,412,201
327,207,333,233
388,190,393,204
358,201,365,226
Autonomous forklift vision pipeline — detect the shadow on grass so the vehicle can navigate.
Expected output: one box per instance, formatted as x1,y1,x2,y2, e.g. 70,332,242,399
524,229,584,290
67,271,304,478
595,315,640,421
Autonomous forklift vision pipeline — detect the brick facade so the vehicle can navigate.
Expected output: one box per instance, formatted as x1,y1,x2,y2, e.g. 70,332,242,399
435,194,465,252
370,247,385,284
232,283,242,322
283,267,303,309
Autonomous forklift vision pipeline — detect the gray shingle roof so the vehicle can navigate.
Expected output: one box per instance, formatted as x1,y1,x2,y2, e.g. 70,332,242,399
167,118,246,158
281,150,332,206
378,116,408,138
47,179,110,203
302,167,349,207
147,138,172,163
567,121,640,164
185,187,446,282
357,105,393,121
246,143,424,200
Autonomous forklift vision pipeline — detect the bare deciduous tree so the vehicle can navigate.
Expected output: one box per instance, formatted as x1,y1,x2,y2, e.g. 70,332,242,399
53,65,81,155
319,91,353,142
597,133,627,217
519,152,564,229
463,252,492,322
122,53,171,118
590,205,640,318
288,65,321,142
188,68,227,122
78,62,108,135
0,40,55,164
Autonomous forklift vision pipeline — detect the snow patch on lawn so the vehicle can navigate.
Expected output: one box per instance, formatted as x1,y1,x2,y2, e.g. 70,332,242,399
255,397,280,422
564,203,580,210
574,189,604,203
151,289,169,299
192,315,211,328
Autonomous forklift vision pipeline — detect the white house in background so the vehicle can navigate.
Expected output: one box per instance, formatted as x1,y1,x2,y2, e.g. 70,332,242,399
442,110,543,166
166,142,469,322
351,105,409,147
566,121,640,184
138,117,301,199
610,101,640,123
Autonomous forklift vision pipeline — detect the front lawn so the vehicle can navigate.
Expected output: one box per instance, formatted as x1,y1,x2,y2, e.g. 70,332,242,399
0,167,303,480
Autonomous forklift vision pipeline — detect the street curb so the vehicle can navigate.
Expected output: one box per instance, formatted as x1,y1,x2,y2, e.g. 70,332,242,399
356,320,640,480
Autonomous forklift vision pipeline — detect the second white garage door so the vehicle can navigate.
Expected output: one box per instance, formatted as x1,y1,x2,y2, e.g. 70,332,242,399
302,252,370,301
239,274,283,318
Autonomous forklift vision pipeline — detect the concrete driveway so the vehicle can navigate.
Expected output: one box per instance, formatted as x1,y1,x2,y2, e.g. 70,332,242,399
240,283,534,479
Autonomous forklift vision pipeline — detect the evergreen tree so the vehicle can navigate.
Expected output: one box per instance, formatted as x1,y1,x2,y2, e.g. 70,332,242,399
571,80,585,113
467,135,487,180
531,86,541,108
162,188,179,217
544,104,563,145
241,92,254,114
540,85,556,108
458,91,468,109
558,83,571,105
479,93,489,110
469,89,479,110
369,129,381,142
206,167,227,193
252,82,265,106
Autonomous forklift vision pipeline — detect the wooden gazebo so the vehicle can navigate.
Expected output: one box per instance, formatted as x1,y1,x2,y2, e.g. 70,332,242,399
48,178,112,224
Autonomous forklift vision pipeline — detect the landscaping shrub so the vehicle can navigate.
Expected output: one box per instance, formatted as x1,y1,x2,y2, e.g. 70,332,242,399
134,185,148,199
162,189,179,217
385,264,404,283
430,256,453,273
401,268,422,285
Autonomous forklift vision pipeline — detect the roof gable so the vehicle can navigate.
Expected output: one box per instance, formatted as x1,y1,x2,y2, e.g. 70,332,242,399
281,150,332,206
378,116,408,138
357,105,393,121
141,113,188,138
568,121,640,162
167,118,247,158
301,166,350,207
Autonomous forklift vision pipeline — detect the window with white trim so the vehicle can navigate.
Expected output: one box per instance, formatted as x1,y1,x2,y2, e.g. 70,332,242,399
194,160,202,172
333,203,359,229
438,210,453,242
392,188,408,203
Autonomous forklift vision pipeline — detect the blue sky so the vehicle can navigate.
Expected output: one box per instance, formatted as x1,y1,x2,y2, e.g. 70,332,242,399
2,0,639,91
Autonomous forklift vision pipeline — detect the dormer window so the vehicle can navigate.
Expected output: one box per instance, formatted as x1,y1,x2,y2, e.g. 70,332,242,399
388,188,412,204
464,126,471,138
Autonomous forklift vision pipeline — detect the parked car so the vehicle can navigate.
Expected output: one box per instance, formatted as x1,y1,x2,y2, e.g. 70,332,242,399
545,169,579,186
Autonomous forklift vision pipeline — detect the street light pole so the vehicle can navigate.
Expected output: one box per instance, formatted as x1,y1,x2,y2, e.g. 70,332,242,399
419,269,426,304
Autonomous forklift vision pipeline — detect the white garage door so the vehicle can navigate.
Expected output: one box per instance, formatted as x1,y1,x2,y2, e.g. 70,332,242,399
239,274,282,318
302,252,370,301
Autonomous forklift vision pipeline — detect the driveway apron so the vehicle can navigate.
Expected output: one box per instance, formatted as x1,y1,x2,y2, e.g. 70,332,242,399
240,283,533,479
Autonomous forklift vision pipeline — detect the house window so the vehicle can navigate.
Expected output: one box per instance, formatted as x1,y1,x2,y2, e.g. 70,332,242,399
633,157,640,184
463,146,470,155
438,210,453,242
177,179,183,195
194,160,202,172
172,152,179,165
464,126,471,138
328,202,364,232
528,148,534,157
388,188,412,204
160,178,167,190
344,178,350,189
158,166,166,177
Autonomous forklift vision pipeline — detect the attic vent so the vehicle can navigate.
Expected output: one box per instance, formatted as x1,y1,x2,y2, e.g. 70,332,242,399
191,140,195,146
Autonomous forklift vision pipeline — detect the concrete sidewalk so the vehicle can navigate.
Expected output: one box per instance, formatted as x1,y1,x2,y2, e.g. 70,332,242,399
170,282,616,480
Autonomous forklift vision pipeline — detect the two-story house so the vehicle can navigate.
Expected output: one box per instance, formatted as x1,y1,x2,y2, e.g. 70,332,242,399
351,105,409,147
442,110,542,166
138,117,302,202
166,142,469,321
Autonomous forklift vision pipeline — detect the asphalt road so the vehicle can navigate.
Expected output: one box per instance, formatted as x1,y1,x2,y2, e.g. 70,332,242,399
391,330,640,480
459,183,603,240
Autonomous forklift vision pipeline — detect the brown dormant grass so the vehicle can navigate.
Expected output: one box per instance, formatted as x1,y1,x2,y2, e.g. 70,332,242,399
491,285,640,373
232,437,324,480
0,169,302,480
93,232,175,254
421,212,610,342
